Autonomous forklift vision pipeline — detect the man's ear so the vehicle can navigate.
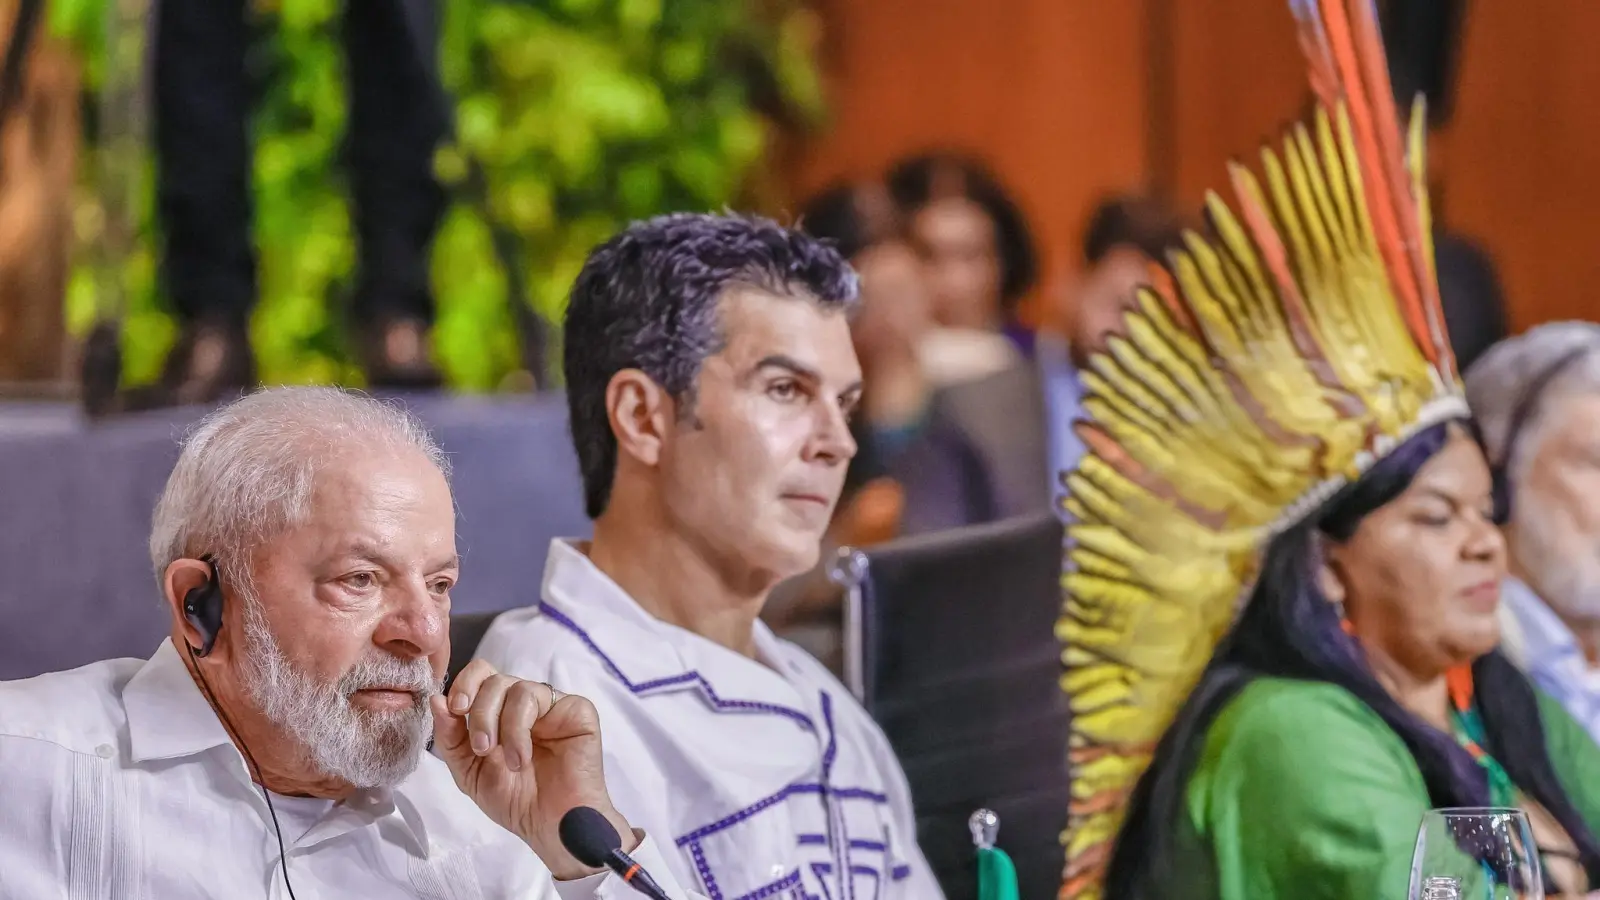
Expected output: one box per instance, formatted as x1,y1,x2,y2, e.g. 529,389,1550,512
163,557,219,653
607,369,672,467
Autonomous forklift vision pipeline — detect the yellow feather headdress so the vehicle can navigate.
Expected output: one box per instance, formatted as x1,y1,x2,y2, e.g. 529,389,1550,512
1057,1,1467,896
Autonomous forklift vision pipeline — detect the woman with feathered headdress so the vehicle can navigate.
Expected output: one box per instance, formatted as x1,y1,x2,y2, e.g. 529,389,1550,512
1057,2,1600,898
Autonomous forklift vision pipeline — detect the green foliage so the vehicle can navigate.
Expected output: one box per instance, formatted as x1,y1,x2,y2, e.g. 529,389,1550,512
53,0,824,390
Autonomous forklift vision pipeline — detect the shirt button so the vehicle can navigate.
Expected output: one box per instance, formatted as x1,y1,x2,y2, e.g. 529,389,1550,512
770,864,785,879
95,744,114,760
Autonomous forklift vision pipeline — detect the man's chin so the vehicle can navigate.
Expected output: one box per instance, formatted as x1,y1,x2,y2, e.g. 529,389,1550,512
310,707,433,788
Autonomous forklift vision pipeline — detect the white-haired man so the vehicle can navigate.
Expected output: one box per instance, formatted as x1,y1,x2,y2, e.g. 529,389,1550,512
0,387,701,898
1467,322,1600,744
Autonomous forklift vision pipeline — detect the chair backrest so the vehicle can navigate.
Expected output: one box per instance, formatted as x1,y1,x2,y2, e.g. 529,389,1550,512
836,512,1068,900
446,610,507,691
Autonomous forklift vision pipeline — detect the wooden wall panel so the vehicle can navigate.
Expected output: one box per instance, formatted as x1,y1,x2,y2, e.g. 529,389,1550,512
1441,2,1600,330
789,0,1150,298
1162,0,1303,209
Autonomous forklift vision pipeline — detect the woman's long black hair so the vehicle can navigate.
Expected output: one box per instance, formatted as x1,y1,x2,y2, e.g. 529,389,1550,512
1103,421,1600,898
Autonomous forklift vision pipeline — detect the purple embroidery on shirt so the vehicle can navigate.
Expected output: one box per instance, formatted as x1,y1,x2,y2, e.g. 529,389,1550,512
657,670,900,899
689,840,723,900
849,865,882,900
735,870,803,900
673,783,890,846
810,862,835,900
890,864,912,881
828,787,888,802
820,691,838,779
537,600,815,731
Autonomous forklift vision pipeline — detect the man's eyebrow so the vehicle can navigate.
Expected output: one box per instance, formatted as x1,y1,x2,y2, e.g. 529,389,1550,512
747,355,862,397
750,354,821,382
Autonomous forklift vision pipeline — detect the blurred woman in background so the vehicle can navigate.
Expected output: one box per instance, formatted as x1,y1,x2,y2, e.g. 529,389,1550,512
761,180,935,668
797,179,933,545
886,152,1039,385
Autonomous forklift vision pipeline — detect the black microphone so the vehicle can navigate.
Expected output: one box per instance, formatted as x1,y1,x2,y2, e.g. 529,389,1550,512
559,806,672,900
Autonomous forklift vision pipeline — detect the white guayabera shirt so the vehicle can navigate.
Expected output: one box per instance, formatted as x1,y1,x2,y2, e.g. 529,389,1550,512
0,639,702,900
476,540,944,900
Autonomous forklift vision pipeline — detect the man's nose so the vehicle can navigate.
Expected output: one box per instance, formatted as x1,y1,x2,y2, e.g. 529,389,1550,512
373,580,448,660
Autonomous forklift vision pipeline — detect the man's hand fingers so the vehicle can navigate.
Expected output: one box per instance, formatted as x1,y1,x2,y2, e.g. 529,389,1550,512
430,693,470,767
466,673,516,756
499,680,555,771
529,692,603,744
447,658,499,715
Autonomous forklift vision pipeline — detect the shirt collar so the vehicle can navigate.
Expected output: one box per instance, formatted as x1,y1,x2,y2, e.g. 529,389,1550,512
124,638,238,764
540,539,691,684
1503,576,1584,661
538,539,815,728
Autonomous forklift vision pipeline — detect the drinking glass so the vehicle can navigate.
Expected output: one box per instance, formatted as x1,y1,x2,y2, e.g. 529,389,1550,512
1409,808,1542,900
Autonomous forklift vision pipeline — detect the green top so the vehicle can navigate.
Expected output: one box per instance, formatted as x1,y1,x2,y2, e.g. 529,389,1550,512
1167,677,1600,900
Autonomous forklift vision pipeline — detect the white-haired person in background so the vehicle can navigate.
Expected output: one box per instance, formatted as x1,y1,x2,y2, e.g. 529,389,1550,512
1467,321,1600,745
0,387,703,899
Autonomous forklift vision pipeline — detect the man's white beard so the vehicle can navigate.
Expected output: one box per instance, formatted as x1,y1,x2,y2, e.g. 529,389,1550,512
1515,501,1600,624
239,597,440,788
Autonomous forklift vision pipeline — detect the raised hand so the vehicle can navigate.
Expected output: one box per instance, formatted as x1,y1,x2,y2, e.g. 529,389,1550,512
430,659,635,880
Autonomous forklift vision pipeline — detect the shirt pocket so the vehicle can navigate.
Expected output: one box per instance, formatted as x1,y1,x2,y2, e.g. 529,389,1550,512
676,784,828,900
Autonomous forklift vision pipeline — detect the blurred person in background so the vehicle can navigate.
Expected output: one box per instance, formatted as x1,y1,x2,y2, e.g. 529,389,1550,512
761,180,933,667
894,193,1186,535
795,179,933,546
150,0,450,405
1467,323,1600,745
886,151,1037,386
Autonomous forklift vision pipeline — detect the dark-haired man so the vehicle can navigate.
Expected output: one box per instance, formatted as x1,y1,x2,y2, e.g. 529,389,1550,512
476,213,941,899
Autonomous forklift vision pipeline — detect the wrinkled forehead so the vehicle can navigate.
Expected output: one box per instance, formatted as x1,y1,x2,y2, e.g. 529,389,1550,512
266,447,456,562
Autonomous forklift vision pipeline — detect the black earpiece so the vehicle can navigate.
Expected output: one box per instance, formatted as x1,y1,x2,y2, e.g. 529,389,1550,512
1487,345,1594,524
181,554,225,658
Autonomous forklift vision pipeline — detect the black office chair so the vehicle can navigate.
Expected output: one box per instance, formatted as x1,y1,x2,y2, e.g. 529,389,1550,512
832,513,1069,900
445,610,507,691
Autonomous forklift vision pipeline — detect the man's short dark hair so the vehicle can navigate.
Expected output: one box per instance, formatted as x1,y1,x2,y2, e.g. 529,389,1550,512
1080,194,1188,267
564,212,859,519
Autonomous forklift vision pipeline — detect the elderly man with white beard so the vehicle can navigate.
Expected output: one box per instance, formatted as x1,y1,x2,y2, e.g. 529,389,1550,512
1467,321,1600,746
0,387,701,899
